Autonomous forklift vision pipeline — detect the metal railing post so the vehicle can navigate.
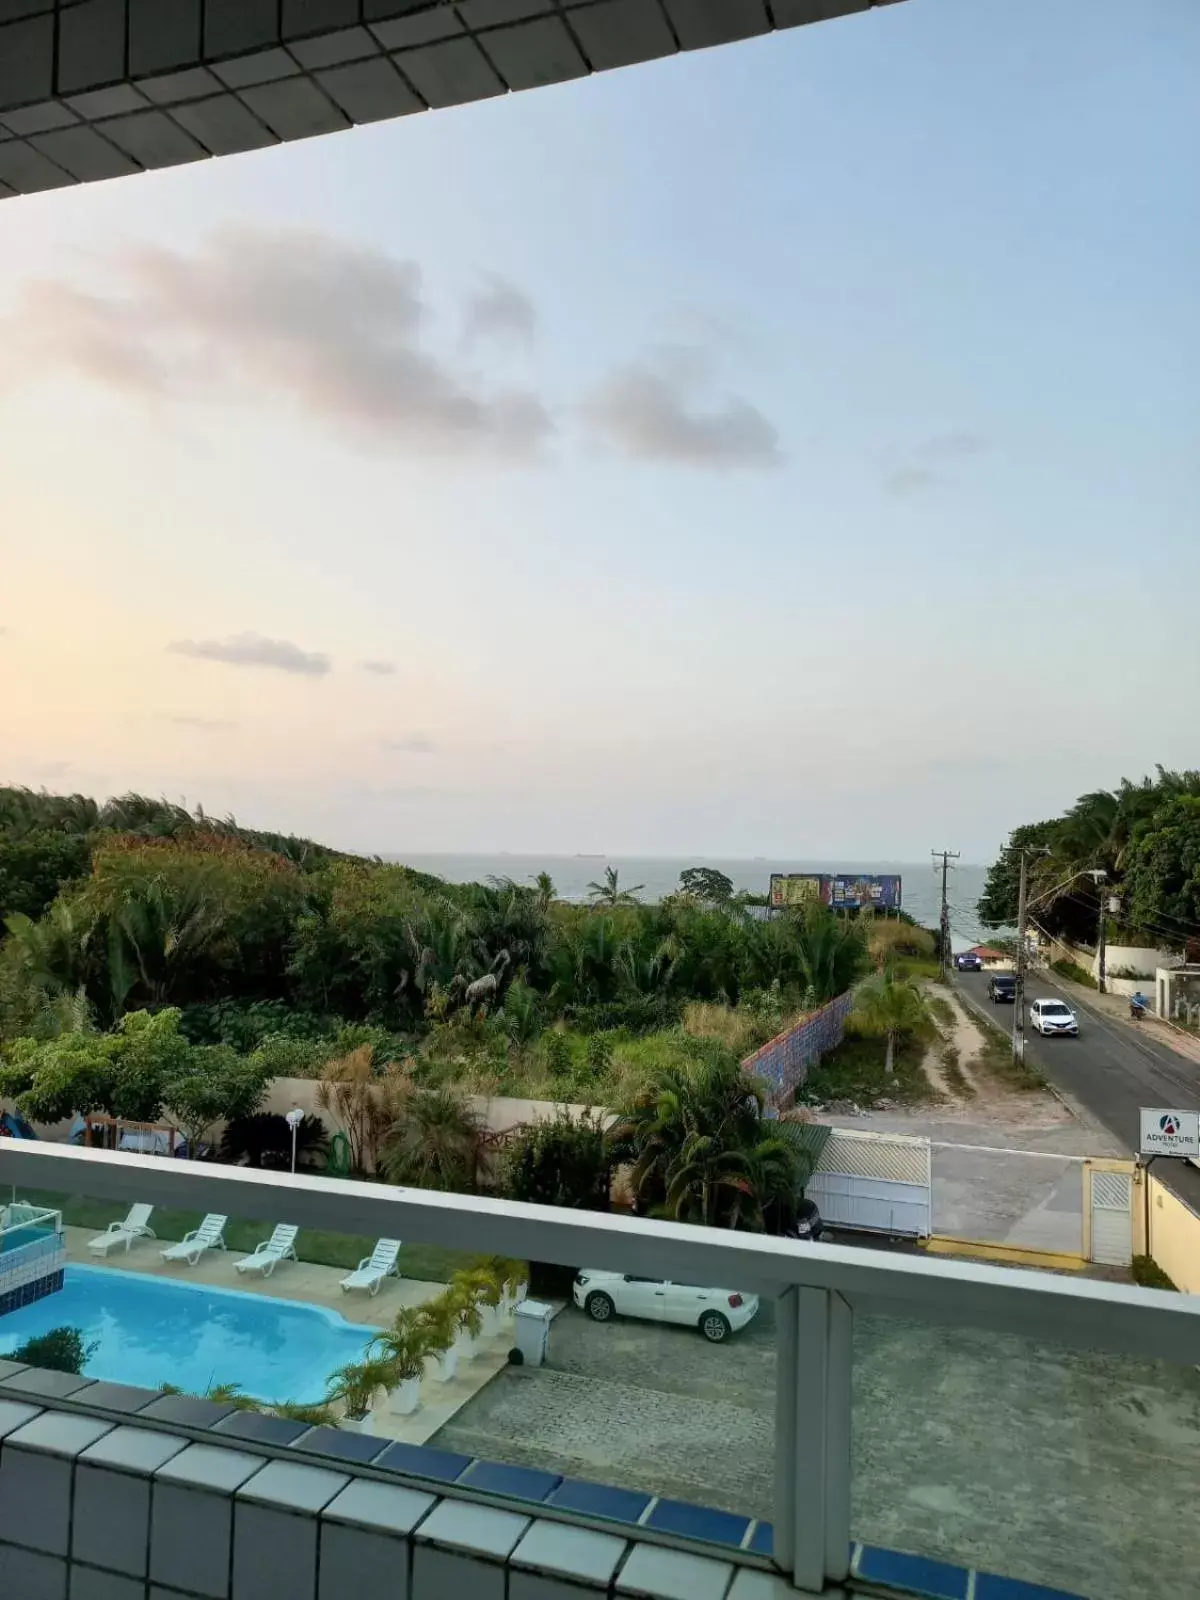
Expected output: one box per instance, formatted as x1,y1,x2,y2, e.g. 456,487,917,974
773,1288,798,1577
787,1286,853,1592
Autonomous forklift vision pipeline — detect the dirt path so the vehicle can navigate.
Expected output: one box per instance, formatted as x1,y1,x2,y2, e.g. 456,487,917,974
921,983,1008,1105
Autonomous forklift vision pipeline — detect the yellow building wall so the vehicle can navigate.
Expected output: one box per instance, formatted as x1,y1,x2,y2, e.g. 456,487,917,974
1145,1174,1200,1293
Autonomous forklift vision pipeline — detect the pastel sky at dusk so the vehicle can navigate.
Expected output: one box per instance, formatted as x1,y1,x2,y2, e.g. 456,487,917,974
1,0,1197,862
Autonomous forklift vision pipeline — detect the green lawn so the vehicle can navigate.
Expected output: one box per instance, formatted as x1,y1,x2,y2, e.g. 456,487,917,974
799,1023,936,1106
17,1188,464,1283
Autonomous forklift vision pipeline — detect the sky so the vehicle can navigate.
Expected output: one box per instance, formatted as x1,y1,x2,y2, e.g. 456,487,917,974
0,0,1197,864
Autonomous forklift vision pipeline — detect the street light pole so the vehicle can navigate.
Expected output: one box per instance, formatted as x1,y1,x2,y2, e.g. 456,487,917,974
1014,849,1029,1068
1087,870,1109,995
285,1106,304,1175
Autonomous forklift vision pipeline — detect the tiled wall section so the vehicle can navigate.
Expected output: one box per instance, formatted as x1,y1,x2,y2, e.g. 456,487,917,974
0,1360,1084,1600
0,1232,67,1318
0,1,899,197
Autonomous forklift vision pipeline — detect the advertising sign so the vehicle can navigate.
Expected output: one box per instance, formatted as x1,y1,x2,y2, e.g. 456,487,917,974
769,874,825,909
768,873,903,911
1139,1108,1200,1160
828,874,903,912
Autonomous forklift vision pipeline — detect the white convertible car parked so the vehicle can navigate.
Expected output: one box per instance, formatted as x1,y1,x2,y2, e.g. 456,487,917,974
573,1270,759,1342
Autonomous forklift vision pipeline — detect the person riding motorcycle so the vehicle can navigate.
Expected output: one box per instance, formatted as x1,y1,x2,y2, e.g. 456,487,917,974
1129,991,1149,1021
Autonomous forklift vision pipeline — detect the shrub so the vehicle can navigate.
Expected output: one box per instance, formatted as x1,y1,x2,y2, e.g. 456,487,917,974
1050,959,1097,989
1132,1254,1177,1291
583,1031,614,1082
221,1111,329,1170
504,1109,612,1211
541,1030,573,1083
11,1326,96,1374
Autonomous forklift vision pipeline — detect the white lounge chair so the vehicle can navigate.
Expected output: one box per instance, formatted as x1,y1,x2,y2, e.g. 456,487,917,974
89,1204,155,1256
160,1214,227,1266
340,1238,402,1296
235,1224,298,1279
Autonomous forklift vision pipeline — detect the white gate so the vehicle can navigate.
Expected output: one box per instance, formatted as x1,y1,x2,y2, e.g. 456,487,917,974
1090,1168,1134,1267
806,1128,932,1238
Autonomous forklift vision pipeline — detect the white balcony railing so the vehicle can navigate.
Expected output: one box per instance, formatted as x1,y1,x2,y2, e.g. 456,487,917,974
2,1140,1199,1594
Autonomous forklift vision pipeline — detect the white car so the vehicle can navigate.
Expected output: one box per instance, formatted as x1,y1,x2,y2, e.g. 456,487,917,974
572,1270,759,1342
1031,998,1080,1037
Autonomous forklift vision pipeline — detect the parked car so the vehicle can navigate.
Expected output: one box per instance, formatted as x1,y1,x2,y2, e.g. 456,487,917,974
988,974,1017,1003
1030,998,1079,1037
954,951,983,971
572,1271,759,1342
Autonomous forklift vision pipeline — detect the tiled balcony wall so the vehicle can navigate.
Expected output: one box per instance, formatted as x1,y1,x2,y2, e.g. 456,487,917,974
0,1365,1085,1600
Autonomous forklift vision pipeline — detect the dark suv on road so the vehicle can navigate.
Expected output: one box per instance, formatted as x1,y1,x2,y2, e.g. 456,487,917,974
988,973,1017,1003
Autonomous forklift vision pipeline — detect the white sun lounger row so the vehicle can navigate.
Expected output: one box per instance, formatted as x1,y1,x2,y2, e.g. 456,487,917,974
89,1207,402,1292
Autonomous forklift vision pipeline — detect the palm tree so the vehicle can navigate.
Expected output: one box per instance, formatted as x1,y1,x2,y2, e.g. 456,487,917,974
609,1046,798,1229
380,1085,482,1192
587,866,644,908
793,902,869,1002
851,972,928,1077
532,871,556,911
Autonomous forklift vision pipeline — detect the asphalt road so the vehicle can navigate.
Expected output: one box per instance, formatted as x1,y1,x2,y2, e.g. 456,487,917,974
954,969,1200,1211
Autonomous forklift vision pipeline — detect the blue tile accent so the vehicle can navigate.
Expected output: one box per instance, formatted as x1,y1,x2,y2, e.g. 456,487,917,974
461,1459,561,1503
747,1520,773,1556
855,1546,970,1600
0,1267,64,1319
374,1440,472,1484
547,1476,653,1526
296,1425,389,1465
214,1411,313,1447
645,1498,751,1549
975,1574,1086,1600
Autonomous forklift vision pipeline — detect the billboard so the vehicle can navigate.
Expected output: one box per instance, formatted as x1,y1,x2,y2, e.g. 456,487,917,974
768,873,902,912
828,874,903,912
769,873,825,909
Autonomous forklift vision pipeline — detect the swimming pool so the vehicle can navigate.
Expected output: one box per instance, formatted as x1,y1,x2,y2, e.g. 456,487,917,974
0,1265,378,1404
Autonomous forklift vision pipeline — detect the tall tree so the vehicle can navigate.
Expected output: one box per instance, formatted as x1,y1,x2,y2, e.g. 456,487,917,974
587,867,644,908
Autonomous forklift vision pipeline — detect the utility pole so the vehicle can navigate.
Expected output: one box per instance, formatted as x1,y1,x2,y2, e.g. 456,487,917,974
1013,849,1030,1067
932,850,960,979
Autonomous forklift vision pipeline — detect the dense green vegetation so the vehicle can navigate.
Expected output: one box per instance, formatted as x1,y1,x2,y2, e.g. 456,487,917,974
979,767,1200,951
0,784,940,1238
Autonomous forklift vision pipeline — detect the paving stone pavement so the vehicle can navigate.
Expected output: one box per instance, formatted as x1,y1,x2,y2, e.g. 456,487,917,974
435,1301,1200,1600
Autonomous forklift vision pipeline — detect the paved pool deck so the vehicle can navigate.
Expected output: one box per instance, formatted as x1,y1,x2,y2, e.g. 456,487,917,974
59,1225,513,1445
433,1298,1200,1600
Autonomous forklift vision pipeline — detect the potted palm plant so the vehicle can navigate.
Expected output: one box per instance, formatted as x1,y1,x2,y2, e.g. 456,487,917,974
417,1295,461,1385
467,1263,505,1339
368,1307,429,1417
448,1274,485,1361
327,1355,394,1433
501,1258,529,1320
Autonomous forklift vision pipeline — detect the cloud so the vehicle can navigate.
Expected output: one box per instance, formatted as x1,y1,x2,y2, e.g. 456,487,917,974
885,466,938,494
463,275,536,347
922,430,988,459
383,735,437,754
167,633,331,677
885,430,989,493
361,660,397,676
581,350,781,469
9,228,553,459
169,715,237,731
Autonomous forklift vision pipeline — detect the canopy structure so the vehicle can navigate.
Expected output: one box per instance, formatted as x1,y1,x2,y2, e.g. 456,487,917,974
0,0,904,197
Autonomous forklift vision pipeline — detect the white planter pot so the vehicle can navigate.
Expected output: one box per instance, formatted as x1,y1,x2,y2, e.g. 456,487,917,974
429,1345,459,1384
388,1375,421,1416
456,1330,478,1362
480,1304,502,1339
511,1282,529,1308
340,1411,375,1434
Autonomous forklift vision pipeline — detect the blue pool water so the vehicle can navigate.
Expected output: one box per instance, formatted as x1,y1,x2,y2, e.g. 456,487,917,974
0,1266,377,1404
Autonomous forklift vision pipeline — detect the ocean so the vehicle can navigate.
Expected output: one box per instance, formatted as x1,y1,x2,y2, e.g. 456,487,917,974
389,854,995,949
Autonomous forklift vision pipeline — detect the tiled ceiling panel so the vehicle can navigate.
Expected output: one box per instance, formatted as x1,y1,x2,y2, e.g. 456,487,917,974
0,0,906,196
